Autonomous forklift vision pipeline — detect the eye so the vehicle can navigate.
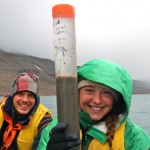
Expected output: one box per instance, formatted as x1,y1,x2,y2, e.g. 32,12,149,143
28,93,35,98
83,86,95,94
17,92,24,96
101,89,112,97
85,88,93,92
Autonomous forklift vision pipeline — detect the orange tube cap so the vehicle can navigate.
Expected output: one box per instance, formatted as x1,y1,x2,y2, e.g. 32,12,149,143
52,4,75,18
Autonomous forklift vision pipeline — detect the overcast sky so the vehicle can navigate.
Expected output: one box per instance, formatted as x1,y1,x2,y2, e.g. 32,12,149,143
0,0,150,81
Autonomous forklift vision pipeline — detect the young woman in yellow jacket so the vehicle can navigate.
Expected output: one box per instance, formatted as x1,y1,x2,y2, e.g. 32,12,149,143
0,72,53,150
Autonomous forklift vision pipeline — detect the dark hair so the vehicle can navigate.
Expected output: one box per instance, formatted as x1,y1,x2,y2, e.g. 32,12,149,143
78,76,85,83
105,93,126,149
113,93,126,115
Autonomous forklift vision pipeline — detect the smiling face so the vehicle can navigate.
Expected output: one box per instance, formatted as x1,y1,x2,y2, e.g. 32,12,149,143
13,91,36,115
79,85,114,121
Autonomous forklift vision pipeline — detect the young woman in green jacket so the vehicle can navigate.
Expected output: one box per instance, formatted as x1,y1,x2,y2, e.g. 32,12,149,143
37,58,150,150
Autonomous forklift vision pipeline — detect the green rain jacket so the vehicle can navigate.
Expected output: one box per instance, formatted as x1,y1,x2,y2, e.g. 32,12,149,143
37,59,150,150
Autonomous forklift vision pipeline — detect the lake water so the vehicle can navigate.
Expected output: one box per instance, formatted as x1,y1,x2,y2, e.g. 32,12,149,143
0,94,150,136
40,94,150,136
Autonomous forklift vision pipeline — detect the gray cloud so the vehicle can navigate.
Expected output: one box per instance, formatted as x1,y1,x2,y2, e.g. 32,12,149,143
0,0,150,81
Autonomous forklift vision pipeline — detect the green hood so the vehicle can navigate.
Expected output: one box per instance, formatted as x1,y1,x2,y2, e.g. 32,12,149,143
77,58,132,118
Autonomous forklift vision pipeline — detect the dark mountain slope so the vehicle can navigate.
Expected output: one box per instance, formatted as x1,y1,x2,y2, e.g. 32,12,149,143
0,50,150,96
0,50,56,96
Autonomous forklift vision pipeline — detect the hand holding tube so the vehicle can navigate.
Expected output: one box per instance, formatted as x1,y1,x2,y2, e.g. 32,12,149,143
46,123,81,150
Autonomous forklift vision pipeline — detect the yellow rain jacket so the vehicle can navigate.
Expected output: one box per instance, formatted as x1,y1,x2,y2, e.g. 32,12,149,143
0,96,52,150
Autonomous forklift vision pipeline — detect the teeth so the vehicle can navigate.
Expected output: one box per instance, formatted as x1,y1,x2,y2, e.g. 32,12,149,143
20,104,28,108
91,106,102,110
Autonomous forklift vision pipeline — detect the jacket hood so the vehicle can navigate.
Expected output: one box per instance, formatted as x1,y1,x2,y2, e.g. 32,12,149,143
77,58,132,121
